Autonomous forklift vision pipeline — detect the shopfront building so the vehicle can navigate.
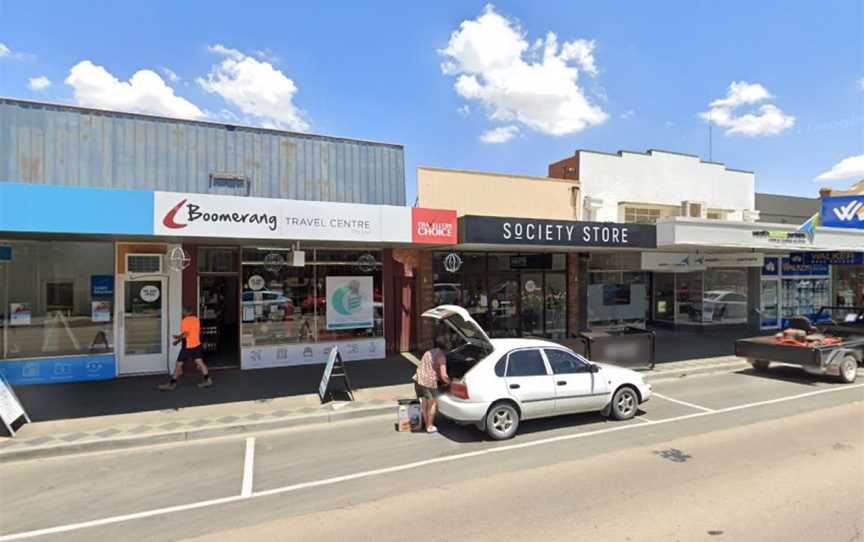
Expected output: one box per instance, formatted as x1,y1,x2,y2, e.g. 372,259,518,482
0,98,457,384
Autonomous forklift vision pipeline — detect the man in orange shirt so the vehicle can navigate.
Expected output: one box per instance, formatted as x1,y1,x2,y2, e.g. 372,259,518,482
158,306,213,390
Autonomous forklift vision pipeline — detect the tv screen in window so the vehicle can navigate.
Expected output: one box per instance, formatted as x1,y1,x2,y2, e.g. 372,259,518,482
603,284,631,306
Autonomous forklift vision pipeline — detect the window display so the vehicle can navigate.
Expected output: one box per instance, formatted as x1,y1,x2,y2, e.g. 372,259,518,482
239,249,383,349
0,241,115,359
432,252,567,338
649,269,748,326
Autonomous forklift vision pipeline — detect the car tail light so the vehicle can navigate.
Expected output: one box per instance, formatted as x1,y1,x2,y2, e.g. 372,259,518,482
450,381,470,400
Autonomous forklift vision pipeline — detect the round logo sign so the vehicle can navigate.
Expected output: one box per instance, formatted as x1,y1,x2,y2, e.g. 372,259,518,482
139,285,160,303
524,280,537,293
443,253,463,273
248,275,265,291
167,246,191,271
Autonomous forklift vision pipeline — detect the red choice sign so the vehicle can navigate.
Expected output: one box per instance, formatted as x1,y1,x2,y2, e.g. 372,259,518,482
412,208,457,244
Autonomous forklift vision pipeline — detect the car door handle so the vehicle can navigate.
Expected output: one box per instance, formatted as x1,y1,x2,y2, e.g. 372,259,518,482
509,384,520,389
557,380,567,386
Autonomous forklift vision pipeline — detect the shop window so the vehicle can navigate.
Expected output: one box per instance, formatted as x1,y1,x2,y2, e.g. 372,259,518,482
127,254,162,274
588,271,650,328
239,249,384,348
703,269,748,324
1,241,115,359
198,247,239,273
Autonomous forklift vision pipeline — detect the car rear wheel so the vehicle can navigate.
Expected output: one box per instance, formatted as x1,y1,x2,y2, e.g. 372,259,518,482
751,360,771,372
610,386,638,420
485,402,519,440
839,355,858,384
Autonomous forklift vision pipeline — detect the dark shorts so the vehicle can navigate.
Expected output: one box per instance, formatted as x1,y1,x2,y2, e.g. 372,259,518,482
414,382,438,400
178,345,204,364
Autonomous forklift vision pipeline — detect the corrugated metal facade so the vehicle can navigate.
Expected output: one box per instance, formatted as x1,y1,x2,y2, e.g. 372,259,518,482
0,98,405,205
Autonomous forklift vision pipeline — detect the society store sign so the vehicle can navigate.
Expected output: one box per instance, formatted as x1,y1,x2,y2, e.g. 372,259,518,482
154,191,458,244
460,216,656,248
241,338,386,369
821,196,864,229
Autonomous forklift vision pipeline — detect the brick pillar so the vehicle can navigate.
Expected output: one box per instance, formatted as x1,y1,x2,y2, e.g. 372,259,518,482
416,250,435,351
382,249,397,354
567,252,589,335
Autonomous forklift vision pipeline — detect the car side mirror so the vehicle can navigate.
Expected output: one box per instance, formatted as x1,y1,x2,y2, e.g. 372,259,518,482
590,364,600,373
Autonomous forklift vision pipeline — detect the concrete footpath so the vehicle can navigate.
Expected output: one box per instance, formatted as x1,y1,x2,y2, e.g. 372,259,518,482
0,354,749,463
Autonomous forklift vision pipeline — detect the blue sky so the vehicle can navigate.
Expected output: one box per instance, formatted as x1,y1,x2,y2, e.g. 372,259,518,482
1,0,862,204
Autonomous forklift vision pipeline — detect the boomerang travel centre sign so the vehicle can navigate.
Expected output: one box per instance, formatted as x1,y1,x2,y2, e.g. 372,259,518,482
460,216,656,248
154,191,457,244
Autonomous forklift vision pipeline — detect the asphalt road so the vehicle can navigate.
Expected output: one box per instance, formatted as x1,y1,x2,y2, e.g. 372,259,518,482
1,366,862,542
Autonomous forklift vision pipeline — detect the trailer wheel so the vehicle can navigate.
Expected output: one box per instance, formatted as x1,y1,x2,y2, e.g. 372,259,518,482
751,360,770,372
839,355,857,384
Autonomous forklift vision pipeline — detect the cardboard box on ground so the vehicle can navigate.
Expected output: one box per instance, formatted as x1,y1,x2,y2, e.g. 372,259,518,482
397,399,423,432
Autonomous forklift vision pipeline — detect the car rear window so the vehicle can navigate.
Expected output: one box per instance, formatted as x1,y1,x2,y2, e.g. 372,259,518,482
506,349,547,377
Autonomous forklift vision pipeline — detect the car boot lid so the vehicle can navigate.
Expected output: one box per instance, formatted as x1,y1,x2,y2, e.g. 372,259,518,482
422,305,493,349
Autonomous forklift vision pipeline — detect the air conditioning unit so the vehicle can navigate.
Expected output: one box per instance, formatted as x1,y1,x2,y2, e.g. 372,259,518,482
680,200,706,218
742,209,760,223
126,254,163,274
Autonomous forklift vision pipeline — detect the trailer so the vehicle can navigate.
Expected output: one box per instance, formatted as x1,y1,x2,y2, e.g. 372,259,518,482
735,307,864,384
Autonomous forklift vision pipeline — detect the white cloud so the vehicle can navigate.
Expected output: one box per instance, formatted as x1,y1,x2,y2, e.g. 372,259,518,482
700,81,794,137
440,5,607,138
457,104,471,116
479,124,519,144
620,109,634,120
815,154,864,182
664,121,675,128
160,67,180,82
198,44,308,131
65,60,205,119
858,77,864,91
27,75,51,91
0,42,32,61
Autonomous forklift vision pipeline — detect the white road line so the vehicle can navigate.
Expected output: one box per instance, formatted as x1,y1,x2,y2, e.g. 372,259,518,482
652,392,715,412
2,383,862,541
241,437,256,498
634,415,656,424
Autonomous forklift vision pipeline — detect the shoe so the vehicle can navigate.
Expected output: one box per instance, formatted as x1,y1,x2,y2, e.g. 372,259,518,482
426,425,438,433
198,377,213,388
158,381,176,391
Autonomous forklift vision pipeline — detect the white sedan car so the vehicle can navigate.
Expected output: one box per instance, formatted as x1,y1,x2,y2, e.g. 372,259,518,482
423,305,652,440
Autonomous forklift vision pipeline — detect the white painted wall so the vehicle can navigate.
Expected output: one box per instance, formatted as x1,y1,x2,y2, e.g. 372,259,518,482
578,150,755,222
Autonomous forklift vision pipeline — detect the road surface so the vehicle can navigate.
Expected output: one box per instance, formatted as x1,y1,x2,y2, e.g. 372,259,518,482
1,366,862,541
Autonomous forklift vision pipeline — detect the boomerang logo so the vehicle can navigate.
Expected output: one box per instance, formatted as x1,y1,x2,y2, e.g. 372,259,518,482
163,199,188,229
831,200,864,222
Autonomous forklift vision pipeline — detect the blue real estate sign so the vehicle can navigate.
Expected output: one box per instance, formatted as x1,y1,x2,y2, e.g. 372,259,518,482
821,196,864,229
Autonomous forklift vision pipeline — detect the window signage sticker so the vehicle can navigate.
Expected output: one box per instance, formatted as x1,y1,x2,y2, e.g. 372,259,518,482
325,276,374,330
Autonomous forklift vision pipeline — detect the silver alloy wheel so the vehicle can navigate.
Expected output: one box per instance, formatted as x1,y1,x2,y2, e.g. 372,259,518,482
492,407,514,434
616,389,636,417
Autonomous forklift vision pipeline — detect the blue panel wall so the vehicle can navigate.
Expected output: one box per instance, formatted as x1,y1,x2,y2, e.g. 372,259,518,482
0,182,153,235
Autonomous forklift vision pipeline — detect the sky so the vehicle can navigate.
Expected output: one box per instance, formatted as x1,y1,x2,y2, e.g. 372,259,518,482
1,1,862,205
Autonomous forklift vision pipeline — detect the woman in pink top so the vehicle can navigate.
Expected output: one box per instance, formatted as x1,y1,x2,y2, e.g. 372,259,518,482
413,336,450,433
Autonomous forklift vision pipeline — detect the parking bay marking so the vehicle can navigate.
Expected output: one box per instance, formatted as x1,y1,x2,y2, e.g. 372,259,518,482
652,393,715,412
241,437,256,498
2,383,862,541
